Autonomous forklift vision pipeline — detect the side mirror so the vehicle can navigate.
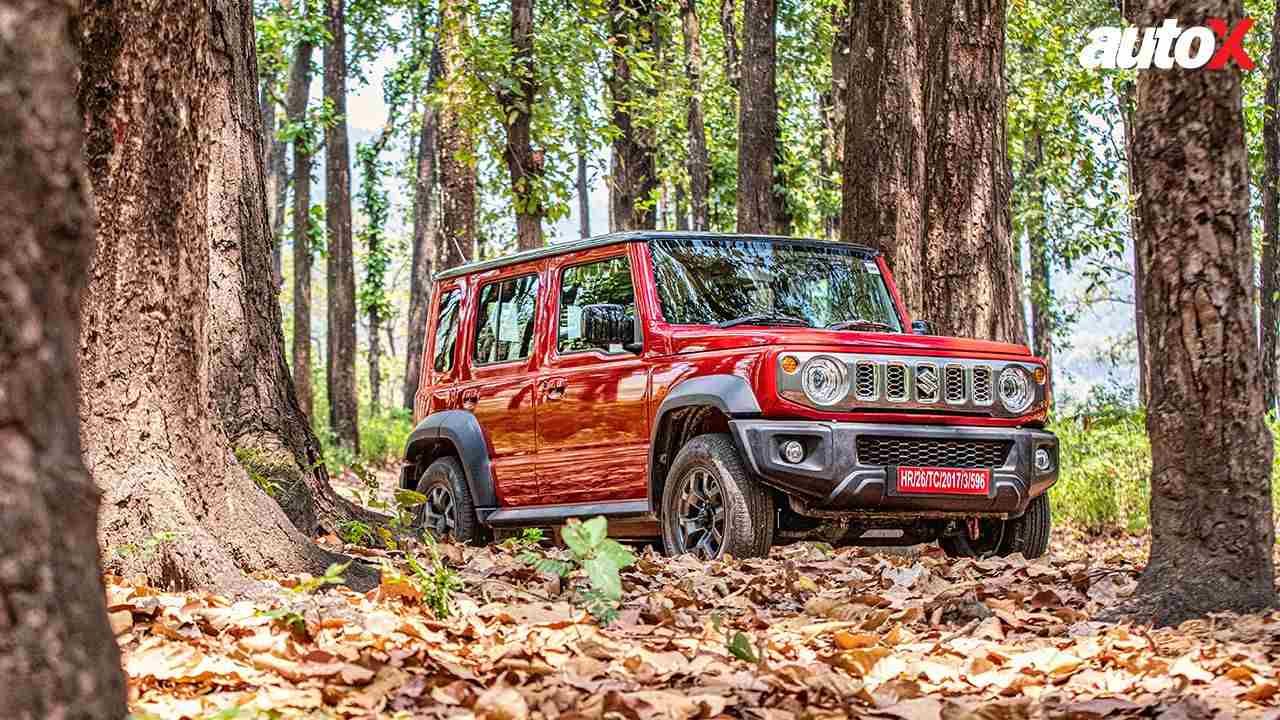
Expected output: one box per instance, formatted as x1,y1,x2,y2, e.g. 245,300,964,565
911,319,932,335
582,303,640,353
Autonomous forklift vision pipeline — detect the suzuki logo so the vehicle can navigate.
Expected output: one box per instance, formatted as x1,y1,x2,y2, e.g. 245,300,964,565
1079,18,1256,70
916,366,938,397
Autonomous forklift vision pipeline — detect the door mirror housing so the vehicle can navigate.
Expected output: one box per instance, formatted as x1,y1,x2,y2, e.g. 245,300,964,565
911,319,932,335
582,303,640,353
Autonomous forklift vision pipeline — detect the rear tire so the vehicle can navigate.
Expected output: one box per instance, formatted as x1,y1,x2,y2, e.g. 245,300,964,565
415,457,489,546
660,433,775,560
940,493,1050,559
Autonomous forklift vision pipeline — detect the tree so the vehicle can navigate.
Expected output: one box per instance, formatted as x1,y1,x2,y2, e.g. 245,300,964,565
287,12,318,419
679,0,711,230
1262,2,1280,410
736,0,787,235
1024,132,1053,374
0,2,128,714
324,0,360,452
261,80,289,285
1125,0,1275,626
404,41,443,412
79,0,365,593
820,0,852,240
607,0,659,231
842,0,1024,344
500,0,545,250
439,0,478,268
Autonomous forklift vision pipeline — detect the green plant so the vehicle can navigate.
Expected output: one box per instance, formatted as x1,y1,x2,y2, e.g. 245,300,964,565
338,520,374,545
409,534,463,619
520,516,635,623
290,561,350,594
499,527,546,551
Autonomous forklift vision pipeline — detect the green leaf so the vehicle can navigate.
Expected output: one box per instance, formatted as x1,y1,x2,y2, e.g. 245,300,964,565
727,632,758,663
581,516,608,548
394,489,427,508
583,555,623,601
561,520,591,557
597,538,636,570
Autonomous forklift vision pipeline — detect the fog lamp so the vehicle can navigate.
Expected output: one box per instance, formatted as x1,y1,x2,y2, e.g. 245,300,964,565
781,440,806,464
1034,447,1053,472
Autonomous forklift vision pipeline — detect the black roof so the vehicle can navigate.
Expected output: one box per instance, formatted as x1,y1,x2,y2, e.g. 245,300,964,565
434,231,880,281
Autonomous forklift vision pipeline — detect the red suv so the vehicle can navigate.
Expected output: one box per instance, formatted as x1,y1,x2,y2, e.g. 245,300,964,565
402,232,1057,559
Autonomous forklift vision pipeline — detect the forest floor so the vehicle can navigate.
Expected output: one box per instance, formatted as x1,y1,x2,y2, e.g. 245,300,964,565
114,515,1280,720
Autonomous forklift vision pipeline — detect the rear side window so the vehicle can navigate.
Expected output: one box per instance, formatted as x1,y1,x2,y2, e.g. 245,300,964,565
473,274,540,365
558,256,636,354
432,289,461,372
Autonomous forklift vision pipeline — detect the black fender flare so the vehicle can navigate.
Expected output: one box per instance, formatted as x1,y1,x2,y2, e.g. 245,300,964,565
648,374,762,506
402,410,497,508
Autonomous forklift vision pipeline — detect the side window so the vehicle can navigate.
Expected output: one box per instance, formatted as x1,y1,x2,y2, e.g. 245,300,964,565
558,256,636,354
431,289,461,373
473,273,539,365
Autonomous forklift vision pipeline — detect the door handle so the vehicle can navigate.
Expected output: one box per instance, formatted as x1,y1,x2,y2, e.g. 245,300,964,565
461,390,479,410
543,378,567,400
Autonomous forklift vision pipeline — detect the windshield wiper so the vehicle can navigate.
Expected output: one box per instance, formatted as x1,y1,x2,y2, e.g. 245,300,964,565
717,313,812,329
826,318,897,332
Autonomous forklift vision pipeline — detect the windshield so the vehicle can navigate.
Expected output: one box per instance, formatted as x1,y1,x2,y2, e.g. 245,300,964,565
650,237,904,331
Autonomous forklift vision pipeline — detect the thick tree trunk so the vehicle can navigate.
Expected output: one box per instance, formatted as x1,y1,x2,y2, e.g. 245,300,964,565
719,0,739,89
821,0,852,240
288,35,316,418
680,0,710,231
403,43,442,412
502,0,544,250
1025,132,1053,375
1119,81,1150,407
438,0,477,269
1261,6,1280,411
1126,0,1275,626
842,0,927,307
736,0,786,235
79,0,362,594
324,0,360,452
261,79,288,287
205,0,382,536
0,3,128,715
607,0,659,231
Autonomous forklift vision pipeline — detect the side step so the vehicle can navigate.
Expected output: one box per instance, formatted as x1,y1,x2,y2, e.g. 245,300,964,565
482,500,652,527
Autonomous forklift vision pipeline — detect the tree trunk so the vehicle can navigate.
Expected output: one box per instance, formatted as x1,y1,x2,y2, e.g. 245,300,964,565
288,34,316,418
842,0,927,307
261,79,288,287
324,0,360,452
719,0,739,89
607,0,659,231
736,0,786,235
205,0,382,537
0,3,128,715
1261,4,1280,411
1126,0,1275,626
821,0,852,240
502,0,544,250
404,42,442,412
680,0,710,231
438,0,477,269
1025,132,1053,376
1119,80,1149,407
577,138,592,238
79,0,364,594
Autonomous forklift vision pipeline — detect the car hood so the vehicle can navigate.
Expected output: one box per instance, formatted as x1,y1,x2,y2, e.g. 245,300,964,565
667,327,1036,360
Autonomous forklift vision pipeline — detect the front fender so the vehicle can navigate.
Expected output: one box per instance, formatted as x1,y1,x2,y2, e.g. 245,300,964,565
648,374,762,506
402,410,497,508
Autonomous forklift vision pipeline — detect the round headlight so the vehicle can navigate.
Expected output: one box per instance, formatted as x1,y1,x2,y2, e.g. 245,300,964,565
801,356,848,406
998,366,1035,414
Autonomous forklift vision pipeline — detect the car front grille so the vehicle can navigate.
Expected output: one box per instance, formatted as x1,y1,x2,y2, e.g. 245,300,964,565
857,436,1013,469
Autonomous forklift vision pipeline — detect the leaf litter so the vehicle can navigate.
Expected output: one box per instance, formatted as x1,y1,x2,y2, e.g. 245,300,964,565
115,526,1280,719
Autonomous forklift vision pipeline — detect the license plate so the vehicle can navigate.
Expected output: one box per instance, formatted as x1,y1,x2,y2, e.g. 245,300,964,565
896,466,990,495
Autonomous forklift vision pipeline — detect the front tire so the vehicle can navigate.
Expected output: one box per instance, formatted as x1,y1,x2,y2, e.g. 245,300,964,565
940,493,1050,559
660,434,775,560
415,457,489,545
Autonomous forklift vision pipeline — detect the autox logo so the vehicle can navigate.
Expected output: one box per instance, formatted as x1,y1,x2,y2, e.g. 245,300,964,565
1078,18,1256,70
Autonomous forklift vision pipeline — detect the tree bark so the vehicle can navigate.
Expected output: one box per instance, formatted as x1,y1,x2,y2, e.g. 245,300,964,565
288,33,316,418
1119,80,1149,407
679,0,710,231
404,42,442,412
79,0,363,594
577,139,592,238
736,0,786,235
261,79,288,287
821,0,852,240
438,0,477,269
719,0,739,89
205,0,382,536
607,0,659,231
501,0,544,250
324,0,360,452
1025,132,1053,376
1261,3,1280,411
1126,0,1275,626
0,2,128,715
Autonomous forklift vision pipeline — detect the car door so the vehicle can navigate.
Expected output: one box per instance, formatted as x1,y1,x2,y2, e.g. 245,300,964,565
535,249,651,505
458,267,544,507
415,281,465,421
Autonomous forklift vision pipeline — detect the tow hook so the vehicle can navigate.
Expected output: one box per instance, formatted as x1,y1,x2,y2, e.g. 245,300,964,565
966,517,980,541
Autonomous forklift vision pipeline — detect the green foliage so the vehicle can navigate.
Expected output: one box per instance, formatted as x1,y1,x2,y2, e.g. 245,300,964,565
521,516,635,623
409,535,464,618
357,141,394,327
291,561,351,594
234,446,297,499
499,527,546,551
726,631,758,663
338,520,375,545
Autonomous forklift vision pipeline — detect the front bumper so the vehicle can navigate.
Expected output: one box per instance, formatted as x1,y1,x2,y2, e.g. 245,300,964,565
729,420,1058,517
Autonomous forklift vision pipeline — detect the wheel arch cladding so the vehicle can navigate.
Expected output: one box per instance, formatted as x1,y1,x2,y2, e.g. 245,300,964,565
648,374,762,509
402,410,497,507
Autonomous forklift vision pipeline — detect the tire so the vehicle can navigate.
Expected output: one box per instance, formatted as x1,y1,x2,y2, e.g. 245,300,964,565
660,433,775,560
415,457,489,545
939,494,1051,560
